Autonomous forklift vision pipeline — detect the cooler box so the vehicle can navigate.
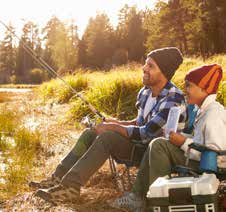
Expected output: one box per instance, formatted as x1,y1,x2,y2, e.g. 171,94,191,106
147,173,219,212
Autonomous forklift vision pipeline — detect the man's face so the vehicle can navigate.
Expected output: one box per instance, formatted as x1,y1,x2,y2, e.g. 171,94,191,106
142,57,164,86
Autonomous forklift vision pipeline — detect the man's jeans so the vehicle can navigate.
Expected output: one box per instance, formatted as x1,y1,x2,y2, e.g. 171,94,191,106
53,128,137,189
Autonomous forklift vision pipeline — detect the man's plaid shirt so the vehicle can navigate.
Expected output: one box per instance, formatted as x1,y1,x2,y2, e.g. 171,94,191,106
126,81,187,143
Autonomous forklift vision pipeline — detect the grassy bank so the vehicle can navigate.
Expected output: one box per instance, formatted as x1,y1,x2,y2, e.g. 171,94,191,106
38,55,226,123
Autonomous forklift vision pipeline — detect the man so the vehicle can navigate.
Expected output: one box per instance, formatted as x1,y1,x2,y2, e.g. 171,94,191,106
31,47,187,204
111,64,225,211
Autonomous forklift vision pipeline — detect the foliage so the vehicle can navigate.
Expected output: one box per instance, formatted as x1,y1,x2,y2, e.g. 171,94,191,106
29,68,48,84
38,73,88,103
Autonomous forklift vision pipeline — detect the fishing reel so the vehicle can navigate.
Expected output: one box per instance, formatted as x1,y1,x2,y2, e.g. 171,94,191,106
81,115,97,129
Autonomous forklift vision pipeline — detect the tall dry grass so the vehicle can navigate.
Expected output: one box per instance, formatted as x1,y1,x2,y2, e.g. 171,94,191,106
38,55,226,122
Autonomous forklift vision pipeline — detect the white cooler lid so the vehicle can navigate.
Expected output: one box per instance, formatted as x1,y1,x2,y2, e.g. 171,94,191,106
147,173,219,198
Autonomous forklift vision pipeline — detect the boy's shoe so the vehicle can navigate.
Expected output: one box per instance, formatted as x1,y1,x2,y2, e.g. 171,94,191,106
35,184,80,205
29,175,61,189
109,192,144,211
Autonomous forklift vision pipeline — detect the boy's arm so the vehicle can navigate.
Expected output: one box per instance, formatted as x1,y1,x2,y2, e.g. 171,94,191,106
180,111,225,161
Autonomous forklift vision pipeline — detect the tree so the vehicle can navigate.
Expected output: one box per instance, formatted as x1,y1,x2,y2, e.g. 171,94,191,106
145,0,190,53
81,13,115,69
42,16,79,74
198,0,226,57
42,16,62,72
66,19,79,71
116,5,145,62
15,21,40,82
0,23,16,83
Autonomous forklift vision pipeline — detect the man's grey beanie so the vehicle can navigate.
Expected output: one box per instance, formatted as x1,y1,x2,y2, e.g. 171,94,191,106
147,47,183,80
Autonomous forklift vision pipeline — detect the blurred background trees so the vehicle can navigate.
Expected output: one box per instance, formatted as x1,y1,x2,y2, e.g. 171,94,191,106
0,1,226,83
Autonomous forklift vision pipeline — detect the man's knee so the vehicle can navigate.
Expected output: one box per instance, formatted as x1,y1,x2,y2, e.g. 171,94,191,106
80,128,96,144
97,130,120,143
81,128,96,137
97,130,123,151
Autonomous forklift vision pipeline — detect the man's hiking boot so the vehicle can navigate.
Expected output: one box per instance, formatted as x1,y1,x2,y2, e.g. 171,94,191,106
34,184,80,205
29,175,61,189
109,192,144,211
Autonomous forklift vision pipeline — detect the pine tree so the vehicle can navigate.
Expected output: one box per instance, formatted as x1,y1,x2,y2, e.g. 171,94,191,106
42,16,79,73
82,13,115,69
15,21,40,82
0,23,16,83
116,5,145,62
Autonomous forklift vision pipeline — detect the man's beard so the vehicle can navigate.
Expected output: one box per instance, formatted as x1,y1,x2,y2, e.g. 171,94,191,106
142,74,156,87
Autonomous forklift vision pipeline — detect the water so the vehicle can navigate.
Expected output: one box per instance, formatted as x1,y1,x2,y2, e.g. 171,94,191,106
0,88,32,93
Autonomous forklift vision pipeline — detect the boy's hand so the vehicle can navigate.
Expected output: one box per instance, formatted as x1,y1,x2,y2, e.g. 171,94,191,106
169,132,186,147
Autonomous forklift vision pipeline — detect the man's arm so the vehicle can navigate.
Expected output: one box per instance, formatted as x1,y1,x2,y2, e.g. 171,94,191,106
127,102,187,141
105,118,137,126
95,123,129,138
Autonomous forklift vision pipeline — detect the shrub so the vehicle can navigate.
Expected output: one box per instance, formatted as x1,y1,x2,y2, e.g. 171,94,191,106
0,106,18,136
38,73,88,103
29,68,48,84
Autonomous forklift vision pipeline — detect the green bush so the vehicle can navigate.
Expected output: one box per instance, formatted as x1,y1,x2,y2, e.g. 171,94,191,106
38,73,88,103
29,68,48,84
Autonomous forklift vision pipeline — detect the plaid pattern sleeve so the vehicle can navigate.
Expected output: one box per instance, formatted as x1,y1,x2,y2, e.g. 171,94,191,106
126,82,187,142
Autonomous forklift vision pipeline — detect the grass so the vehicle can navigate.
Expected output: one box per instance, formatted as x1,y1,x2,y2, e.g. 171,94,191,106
2,128,42,198
0,106,19,136
0,93,11,103
70,69,142,121
14,128,42,153
38,73,88,103
38,55,226,123
0,134,12,152
0,106,43,200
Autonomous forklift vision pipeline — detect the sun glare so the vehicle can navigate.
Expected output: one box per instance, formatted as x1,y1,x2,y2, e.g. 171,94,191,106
0,0,156,38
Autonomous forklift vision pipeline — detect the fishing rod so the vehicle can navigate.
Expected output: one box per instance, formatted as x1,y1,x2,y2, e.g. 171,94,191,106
0,19,105,121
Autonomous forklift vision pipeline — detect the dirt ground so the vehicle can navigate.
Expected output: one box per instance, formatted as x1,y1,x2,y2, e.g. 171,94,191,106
0,90,132,211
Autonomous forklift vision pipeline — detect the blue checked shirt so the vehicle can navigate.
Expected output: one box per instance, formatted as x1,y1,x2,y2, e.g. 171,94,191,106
126,81,187,143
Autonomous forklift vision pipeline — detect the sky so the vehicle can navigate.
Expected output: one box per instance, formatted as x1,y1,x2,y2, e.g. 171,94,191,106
0,0,157,39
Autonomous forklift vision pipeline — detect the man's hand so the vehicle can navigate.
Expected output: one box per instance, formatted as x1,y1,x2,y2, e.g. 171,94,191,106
95,123,128,137
169,132,186,147
104,118,118,123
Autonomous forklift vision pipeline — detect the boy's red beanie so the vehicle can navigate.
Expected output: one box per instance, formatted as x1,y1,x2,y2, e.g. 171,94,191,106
185,64,223,94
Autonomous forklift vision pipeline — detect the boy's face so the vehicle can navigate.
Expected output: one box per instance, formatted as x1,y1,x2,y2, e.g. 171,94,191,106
142,57,166,86
184,80,208,106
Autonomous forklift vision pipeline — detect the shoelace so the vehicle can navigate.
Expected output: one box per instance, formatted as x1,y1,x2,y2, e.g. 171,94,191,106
116,194,139,209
